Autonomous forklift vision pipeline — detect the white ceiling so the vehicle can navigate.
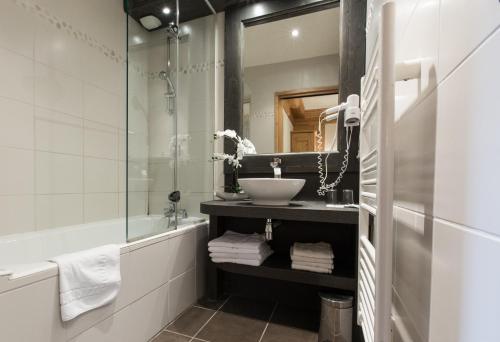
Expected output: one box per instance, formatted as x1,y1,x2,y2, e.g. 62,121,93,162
244,7,340,68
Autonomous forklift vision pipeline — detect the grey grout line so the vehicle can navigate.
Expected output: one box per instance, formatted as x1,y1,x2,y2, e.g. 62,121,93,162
164,329,198,340
257,301,279,342
189,295,232,342
192,304,217,311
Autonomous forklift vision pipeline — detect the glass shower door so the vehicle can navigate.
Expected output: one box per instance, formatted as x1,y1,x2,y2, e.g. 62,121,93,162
126,7,179,241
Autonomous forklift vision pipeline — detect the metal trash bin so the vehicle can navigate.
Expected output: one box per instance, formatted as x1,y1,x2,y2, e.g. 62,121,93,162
318,293,353,342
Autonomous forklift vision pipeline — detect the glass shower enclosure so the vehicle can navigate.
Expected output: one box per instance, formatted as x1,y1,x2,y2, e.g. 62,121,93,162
125,0,216,241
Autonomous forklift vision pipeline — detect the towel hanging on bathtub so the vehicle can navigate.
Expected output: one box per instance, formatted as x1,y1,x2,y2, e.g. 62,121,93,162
50,244,121,321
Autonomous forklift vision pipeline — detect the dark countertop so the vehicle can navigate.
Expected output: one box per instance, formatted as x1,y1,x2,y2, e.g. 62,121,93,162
200,200,358,224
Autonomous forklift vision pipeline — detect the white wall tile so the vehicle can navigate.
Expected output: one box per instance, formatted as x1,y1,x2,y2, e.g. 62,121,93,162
434,28,500,236
84,193,118,222
35,107,83,155
0,47,34,104
36,194,83,230
84,157,118,193
429,219,500,342
439,0,500,81
196,225,209,299
34,16,85,79
168,269,196,321
127,191,148,217
128,239,172,301
83,121,118,160
81,45,125,97
69,301,136,342
0,0,35,58
393,207,432,341
0,147,34,195
35,62,83,117
128,282,169,340
148,191,169,215
83,84,121,128
0,195,35,235
0,97,34,149
394,90,437,215
169,230,196,280
36,151,83,194
0,277,65,342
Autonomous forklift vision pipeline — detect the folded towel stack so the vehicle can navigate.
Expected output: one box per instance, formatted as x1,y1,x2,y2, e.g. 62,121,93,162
290,242,334,274
208,230,273,266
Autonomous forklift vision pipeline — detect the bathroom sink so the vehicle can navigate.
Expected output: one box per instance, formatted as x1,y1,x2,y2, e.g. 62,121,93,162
239,178,306,206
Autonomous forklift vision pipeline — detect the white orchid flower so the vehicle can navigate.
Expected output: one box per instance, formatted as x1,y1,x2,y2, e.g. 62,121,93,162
241,138,256,154
214,129,237,140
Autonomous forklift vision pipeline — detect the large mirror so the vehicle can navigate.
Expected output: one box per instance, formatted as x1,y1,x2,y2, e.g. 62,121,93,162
242,7,341,154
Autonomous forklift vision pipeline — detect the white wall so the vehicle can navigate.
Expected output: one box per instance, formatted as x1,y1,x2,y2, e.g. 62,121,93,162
385,1,500,341
0,0,126,236
244,54,339,153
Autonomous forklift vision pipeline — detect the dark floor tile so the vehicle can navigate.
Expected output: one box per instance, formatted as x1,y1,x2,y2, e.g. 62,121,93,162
197,294,229,310
196,296,275,342
167,306,215,336
260,305,320,342
151,331,191,342
219,296,276,321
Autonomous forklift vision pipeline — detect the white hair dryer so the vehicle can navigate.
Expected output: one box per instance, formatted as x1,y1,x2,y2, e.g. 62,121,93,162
316,94,360,196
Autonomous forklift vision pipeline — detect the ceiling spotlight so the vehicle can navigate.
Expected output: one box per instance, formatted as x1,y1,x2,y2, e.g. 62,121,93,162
291,29,299,38
132,35,143,44
162,7,171,15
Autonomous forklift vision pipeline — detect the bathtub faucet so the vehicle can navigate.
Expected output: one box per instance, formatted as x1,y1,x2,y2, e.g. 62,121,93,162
164,203,188,227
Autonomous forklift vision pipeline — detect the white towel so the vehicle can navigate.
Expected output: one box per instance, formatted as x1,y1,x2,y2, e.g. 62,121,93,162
208,230,266,251
209,246,269,254
211,258,263,266
50,245,121,322
290,248,334,266
291,262,333,274
211,248,273,266
292,242,334,259
210,251,268,260
292,260,334,270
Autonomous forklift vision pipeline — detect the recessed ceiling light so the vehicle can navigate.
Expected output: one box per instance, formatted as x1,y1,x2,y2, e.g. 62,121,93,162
254,4,265,16
162,7,171,15
291,29,299,38
132,35,143,44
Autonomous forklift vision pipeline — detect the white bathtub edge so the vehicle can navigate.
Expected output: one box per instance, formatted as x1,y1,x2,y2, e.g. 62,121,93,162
0,220,208,295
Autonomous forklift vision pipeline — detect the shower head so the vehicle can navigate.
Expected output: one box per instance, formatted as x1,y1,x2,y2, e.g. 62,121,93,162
158,71,176,98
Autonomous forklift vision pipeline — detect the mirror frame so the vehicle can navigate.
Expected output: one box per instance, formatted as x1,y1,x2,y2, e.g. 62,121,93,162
224,0,366,175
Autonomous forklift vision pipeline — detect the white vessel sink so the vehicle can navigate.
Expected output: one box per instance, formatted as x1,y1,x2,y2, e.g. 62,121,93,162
239,178,306,206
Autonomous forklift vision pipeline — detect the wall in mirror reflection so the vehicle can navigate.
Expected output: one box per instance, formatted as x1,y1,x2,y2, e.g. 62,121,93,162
243,7,340,154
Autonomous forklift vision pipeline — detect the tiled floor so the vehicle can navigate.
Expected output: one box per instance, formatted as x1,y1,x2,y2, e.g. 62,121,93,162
151,295,319,342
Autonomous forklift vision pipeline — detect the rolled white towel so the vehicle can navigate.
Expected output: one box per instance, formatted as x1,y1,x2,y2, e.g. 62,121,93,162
208,231,266,252
291,262,333,274
292,242,333,259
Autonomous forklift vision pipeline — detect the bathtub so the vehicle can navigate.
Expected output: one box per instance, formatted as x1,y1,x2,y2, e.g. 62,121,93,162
0,215,208,342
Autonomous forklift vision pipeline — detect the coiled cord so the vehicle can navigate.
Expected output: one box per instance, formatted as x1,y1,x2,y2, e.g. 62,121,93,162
317,126,353,196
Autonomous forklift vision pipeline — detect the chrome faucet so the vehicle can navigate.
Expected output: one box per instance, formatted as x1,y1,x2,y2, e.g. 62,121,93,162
163,202,188,227
270,157,282,178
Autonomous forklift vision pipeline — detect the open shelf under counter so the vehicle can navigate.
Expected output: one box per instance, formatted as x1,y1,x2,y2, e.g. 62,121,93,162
201,200,358,224
213,253,356,291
